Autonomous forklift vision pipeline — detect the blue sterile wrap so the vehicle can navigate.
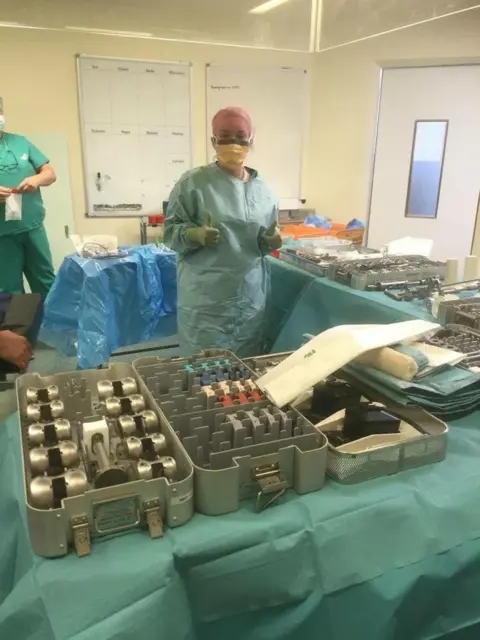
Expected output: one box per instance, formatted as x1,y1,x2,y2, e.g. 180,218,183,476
346,218,364,230
303,215,332,229
40,245,177,369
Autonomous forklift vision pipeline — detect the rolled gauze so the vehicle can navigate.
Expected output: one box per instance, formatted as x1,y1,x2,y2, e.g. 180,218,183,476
355,347,418,382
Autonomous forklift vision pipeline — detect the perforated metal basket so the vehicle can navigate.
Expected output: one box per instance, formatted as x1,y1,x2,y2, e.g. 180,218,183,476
322,405,447,484
245,354,448,484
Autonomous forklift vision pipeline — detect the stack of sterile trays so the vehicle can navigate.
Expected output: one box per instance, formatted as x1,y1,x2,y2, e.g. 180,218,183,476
17,363,194,558
134,351,328,515
437,297,480,328
278,246,378,278
426,324,480,368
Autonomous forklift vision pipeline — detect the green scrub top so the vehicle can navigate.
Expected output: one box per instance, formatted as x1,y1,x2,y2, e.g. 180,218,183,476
0,133,49,237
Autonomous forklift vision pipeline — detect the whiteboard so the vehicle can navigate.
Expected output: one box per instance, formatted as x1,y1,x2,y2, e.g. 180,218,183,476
77,55,192,217
206,65,307,209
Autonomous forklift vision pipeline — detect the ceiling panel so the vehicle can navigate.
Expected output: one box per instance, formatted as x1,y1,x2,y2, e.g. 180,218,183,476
0,0,314,51
2,0,480,53
319,0,480,50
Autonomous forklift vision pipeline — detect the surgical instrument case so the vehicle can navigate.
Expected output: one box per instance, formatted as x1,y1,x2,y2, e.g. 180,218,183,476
329,255,446,290
426,323,480,368
133,350,328,515
437,297,480,328
245,354,448,485
18,347,447,557
278,246,378,278
17,363,194,558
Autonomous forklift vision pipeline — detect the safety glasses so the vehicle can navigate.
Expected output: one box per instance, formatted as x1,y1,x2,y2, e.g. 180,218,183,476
0,142,19,173
212,136,252,147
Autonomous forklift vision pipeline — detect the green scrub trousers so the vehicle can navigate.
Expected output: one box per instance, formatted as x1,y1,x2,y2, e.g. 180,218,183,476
0,225,55,299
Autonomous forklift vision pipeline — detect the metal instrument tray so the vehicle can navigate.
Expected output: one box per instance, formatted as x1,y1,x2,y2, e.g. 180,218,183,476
437,297,480,328
329,255,446,290
326,371,448,483
278,247,378,278
134,351,328,515
426,324,480,367
246,354,447,484
17,363,194,558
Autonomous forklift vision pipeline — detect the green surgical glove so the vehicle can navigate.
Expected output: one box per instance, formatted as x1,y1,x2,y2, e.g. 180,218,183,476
263,222,282,251
186,213,220,247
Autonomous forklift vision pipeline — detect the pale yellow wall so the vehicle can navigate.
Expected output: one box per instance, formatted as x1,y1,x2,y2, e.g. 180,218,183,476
0,28,310,243
306,9,480,224
2,10,480,245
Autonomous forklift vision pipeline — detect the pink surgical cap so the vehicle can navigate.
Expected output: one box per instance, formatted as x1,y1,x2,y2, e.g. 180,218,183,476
212,107,252,137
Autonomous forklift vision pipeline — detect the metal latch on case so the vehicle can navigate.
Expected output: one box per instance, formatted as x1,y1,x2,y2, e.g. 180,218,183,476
253,463,287,512
71,515,90,557
143,499,163,538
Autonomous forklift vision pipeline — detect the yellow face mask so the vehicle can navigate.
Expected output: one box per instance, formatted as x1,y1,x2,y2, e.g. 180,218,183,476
215,143,249,168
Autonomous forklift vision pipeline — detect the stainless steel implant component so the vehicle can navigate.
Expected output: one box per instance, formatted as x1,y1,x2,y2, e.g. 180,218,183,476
26,385,59,403
97,377,138,400
26,400,64,422
125,433,167,460
117,410,159,437
28,419,72,446
30,469,88,510
29,441,79,476
135,457,177,482
105,394,145,417
92,433,129,489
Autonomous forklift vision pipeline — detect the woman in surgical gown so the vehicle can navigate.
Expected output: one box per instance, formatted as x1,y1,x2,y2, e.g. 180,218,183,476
164,107,282,357
0,97,56,299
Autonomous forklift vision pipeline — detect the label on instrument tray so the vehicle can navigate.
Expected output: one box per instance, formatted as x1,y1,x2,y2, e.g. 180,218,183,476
93,495,140,534
171,489,193,506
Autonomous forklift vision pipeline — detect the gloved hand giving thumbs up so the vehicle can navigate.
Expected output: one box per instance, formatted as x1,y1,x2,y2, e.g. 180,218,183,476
186,213,220,247
262,221,282,251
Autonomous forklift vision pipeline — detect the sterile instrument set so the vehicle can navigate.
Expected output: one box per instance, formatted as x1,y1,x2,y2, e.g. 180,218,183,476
278,247,446,291
331,255,446,290
425,324,480,369
17,364,194,558
17,319,452,558
279,246,378,278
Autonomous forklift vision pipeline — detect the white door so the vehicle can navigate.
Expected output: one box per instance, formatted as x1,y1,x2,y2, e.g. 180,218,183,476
367,66,480,260
25,132,76,270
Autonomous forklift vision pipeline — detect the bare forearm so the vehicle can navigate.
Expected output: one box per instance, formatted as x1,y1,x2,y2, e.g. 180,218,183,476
36,165,56,187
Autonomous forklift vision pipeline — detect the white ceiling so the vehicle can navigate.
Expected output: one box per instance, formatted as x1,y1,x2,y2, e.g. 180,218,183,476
1,0,480,51
0,0,313,51
320,0,480,49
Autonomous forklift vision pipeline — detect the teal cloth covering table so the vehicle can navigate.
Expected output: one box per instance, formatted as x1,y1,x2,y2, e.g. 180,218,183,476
2,258,477,640
2,410,480,639
266,258,431,352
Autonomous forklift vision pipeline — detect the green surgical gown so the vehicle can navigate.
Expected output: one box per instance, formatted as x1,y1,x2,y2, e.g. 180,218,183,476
164,163,278,357
0,133,55,297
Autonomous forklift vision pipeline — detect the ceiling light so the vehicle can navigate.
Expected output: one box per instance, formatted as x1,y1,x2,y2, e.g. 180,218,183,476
0,21,44,29
249,0,292,15
66,26,153,38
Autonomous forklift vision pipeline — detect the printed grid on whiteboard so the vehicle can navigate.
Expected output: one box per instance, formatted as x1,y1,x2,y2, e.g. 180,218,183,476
77,56,192,216
206,65,307,209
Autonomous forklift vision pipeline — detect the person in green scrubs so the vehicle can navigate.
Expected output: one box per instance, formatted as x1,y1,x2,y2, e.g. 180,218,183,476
0,97,57,299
